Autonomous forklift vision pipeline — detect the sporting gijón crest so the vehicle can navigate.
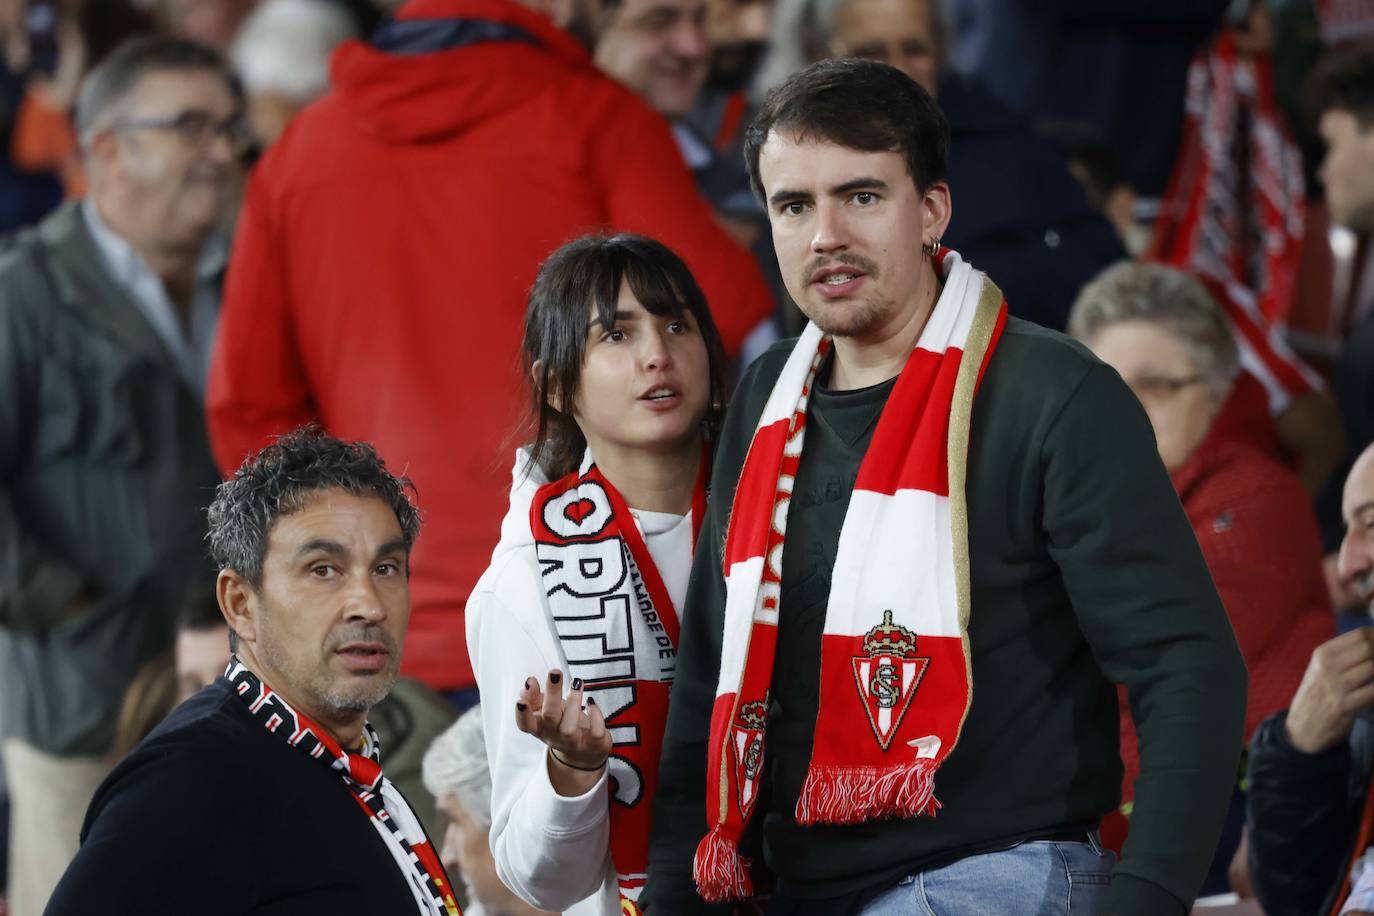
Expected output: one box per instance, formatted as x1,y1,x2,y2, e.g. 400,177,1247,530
852,611,930,751
730,696,768,818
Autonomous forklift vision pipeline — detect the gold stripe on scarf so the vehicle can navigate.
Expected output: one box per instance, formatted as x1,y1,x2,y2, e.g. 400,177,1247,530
945,276,1005,745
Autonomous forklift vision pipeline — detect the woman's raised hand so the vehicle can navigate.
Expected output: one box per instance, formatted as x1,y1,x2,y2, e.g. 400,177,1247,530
515,669,613,795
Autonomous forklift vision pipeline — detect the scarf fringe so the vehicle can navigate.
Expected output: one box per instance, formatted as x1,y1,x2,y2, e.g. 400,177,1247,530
692,826,753,903
795,757,941,826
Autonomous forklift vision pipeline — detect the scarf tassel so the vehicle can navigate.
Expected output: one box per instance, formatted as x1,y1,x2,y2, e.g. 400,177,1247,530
692,826,754,902
795,757,941,826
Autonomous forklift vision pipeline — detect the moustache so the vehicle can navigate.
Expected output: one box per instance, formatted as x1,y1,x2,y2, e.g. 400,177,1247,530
326,624,398,656
801,253,880,287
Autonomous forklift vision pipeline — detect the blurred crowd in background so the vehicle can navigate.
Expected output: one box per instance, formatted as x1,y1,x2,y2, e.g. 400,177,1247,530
3,0,1374,913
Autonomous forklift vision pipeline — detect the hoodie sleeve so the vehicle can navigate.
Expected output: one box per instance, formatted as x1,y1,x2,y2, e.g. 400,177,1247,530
467,569,615,912
206,160,317,476
586,89,774,357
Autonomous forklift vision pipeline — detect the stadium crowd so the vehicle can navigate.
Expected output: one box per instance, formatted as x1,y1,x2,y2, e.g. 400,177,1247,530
2,0,1374,914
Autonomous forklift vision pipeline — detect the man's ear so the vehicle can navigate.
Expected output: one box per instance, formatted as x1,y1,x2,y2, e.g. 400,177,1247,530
83,126,119,179
923,181,953,246
217,568,258,645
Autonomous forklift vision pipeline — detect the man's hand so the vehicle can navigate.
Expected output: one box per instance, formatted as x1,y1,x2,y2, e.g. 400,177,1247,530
1285,628,1374,754
515,669,612,797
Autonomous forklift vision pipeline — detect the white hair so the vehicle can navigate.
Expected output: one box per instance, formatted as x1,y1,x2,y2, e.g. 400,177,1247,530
229,0,356,102
421,706,492,828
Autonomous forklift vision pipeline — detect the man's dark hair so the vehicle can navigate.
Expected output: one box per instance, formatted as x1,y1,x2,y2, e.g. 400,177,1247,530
75,33,243,148
206,427,421,589
523,233,729,480
743,58,950,202
1305,43,1374,131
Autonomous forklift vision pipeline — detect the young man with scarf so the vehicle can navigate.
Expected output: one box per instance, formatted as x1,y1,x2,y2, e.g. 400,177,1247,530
644,59,1248,916
45,429,460,915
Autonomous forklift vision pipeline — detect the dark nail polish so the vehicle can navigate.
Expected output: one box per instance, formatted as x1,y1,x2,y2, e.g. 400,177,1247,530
549,671,562,684
516,702,527,711
525,677,535,689
587,697,597,706
572,677,583,690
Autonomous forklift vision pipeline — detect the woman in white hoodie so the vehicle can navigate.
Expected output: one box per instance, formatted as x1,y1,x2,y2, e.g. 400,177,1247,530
465,234,729,916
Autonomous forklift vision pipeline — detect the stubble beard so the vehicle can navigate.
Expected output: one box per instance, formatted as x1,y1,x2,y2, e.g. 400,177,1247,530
796,254,895,339
256,617,400,719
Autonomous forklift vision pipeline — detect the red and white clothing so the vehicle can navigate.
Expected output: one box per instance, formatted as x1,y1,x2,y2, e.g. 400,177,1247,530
465,452,694,915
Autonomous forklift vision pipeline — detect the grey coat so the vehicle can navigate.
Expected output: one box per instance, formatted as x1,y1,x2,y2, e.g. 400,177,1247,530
0,201,220,756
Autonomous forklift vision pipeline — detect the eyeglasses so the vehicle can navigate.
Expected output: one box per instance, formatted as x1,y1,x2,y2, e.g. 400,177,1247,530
113,109,250,151
1123,373,1205,400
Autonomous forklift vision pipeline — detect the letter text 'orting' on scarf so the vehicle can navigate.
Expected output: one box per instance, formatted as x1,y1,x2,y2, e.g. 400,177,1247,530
532,451,705,914
693,249,1006,901
226,659,460,915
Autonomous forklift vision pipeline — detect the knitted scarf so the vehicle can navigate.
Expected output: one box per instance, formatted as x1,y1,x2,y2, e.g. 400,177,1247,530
531,451,705,913
226,659,460,915
693,249,1005,901
1149,29,1305,326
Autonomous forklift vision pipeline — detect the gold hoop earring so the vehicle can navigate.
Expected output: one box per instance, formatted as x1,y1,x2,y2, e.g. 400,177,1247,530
922,237,941,257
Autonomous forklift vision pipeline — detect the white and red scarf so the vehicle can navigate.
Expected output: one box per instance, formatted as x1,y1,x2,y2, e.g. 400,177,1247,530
226,659,460,915
530,451,705,913
693,249,1006,901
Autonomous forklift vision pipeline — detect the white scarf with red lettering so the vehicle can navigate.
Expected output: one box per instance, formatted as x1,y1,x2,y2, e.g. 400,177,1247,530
531,451,704,913
693,249,1006,901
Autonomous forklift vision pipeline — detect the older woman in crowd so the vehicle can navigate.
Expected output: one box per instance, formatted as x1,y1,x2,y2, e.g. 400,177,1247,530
1070,262,1333,887
422,706,552,916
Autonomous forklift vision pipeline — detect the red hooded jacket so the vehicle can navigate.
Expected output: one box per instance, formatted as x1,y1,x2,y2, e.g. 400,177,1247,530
207,0,773,690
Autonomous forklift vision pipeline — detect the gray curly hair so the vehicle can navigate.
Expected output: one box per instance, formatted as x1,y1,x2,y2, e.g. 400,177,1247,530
1068,261,1240,401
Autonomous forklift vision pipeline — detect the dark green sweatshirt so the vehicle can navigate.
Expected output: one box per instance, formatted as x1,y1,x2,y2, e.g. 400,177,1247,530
645,318,1248,915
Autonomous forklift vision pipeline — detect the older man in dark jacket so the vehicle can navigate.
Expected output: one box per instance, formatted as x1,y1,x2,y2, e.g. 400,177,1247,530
1248,443,1374,915
0,36,236,914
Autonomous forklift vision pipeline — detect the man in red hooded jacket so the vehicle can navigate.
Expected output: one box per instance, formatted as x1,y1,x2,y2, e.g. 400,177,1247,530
206,0,774,694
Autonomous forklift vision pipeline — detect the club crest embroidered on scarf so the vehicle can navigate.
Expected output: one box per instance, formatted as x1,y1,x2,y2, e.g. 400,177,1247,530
852,611,931,751
729,695,768,819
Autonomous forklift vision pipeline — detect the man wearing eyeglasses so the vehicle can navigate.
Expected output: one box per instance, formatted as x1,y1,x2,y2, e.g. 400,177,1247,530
0,34,241,916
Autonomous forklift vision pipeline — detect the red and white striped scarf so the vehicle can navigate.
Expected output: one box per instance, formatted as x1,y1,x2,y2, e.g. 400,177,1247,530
226,659,461,915
531,452,705,913
693,249,1006,901
1149,29,1305,327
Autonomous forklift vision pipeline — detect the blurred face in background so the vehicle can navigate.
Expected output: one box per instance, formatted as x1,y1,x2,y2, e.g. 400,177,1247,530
1319,108,1374,234
175,624,230,702
1085,320,1223,473
829,0,939,93
595,0,709,118
165,0,258,51
87,67,242,256
435,793,549,916
704,0,771,91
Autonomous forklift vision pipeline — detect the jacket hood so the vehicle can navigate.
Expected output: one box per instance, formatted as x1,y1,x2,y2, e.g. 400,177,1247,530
329,0,593,144
489,448,546,564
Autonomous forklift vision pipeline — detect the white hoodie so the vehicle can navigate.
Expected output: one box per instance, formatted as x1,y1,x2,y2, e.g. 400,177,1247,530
465,451,694,915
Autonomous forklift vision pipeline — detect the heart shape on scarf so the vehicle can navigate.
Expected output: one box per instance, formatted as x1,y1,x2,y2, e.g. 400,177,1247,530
564,498,597,526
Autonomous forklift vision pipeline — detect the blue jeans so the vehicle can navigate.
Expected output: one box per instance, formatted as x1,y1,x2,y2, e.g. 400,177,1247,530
859,837,1115,916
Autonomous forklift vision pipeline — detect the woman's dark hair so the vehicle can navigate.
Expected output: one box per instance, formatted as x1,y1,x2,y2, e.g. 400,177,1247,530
522,234,729,480
744,58,949,201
